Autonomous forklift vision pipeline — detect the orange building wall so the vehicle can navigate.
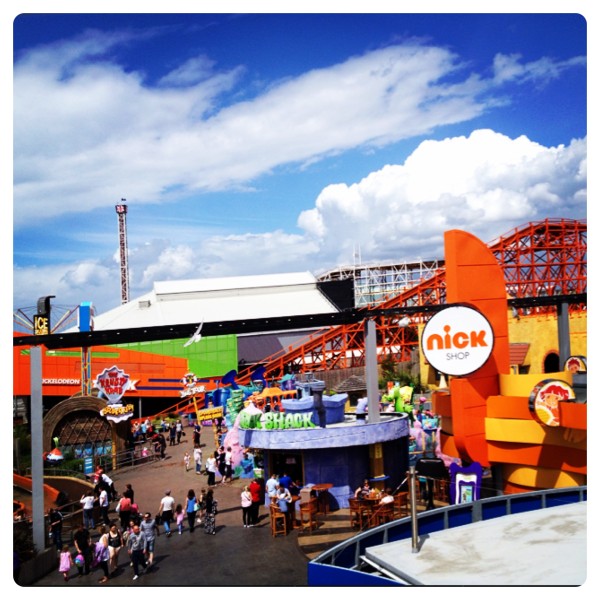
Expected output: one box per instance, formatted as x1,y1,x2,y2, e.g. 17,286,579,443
431,230,586,492
13,338,188,399
443,229,510,467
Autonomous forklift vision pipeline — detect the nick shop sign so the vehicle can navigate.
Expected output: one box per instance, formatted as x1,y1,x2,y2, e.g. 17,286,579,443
421,305,494,376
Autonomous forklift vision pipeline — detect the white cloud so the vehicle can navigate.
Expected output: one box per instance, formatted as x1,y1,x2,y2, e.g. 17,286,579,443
139,244,197,286
158,55,221,87
13,261,116,310
14,38,492,226
492,53,587,86
297,130,586,264
12,30,586,316
14,128,584,315
198,231,319,279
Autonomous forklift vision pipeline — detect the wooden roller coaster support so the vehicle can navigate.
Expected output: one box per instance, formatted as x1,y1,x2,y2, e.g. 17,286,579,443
239,219,585,382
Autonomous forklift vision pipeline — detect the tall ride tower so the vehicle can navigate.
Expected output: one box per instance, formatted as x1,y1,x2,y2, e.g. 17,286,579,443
115,199,130,304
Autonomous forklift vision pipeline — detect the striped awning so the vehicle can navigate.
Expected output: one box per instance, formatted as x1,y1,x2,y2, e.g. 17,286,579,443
509,343,530,365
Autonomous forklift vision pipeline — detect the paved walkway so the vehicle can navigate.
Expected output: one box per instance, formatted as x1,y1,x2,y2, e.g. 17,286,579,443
31,426,312,587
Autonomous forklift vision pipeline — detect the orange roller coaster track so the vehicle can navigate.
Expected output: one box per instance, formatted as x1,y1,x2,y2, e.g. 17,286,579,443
236,218,586,383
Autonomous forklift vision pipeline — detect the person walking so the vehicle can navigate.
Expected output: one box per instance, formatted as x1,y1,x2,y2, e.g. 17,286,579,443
98,487,110,525
169,422,176,446
58,544,73,582
175,504,185,534
249,477,262,526
203,489,218,535
94,525,110,583
217,446,226,480
139,512,159,569
100,470,117,501
73,523,92,576
176,419,183,444
80,490,96,529
193,422,201,447
126,523,148,580
185,489,198,533
158,490,175,537
196,488,207,525
48,507,63,551
266,473,279,505
157,432,167,460
224,446,233,482
279,471,292,491
183,450,191,472
206,452,218,487
107,522,124,575
123,483,135,503
241,485,253,527
193,444,203,475
117,493,132,530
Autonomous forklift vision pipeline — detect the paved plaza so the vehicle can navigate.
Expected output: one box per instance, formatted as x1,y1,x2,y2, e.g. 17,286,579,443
30,426,310,587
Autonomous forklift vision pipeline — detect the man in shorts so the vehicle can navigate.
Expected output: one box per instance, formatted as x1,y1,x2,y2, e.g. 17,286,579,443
139,512,159,568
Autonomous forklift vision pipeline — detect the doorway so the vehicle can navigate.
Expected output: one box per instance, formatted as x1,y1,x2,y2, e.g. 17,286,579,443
269,451,304,483
544,352,560,373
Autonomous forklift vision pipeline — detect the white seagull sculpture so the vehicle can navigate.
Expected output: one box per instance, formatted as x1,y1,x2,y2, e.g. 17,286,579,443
183,320,204,347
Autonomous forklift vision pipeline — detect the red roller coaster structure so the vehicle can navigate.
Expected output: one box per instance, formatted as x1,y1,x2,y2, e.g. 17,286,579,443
236,218,586,383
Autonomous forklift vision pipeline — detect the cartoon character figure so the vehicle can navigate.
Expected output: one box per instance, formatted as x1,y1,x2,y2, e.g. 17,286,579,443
535,384,572,426
566,357,586,373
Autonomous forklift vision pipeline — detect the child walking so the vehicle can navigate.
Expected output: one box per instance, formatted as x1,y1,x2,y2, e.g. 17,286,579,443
175,503,185,534
183,451,191,471
59,544,73,582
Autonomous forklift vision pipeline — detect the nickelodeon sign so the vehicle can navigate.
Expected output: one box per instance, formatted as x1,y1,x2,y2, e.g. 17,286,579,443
421,305,494,376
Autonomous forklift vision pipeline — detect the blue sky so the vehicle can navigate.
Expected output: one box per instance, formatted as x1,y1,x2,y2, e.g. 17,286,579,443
10,7,588,316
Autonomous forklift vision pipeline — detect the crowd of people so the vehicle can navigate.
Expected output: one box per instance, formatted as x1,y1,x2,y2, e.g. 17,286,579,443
51,419,241,585
48,420,305,584
262,472,303,532
128,418,191,461
54,476,225,584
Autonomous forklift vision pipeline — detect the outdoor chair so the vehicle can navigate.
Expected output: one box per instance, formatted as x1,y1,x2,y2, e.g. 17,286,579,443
270,504,287,537
393,492,409,517
349,497,370,530
299,498,318,532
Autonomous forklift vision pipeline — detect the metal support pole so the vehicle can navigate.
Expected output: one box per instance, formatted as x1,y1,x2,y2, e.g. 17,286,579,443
557,301,571,370
409,465,419,553
81,346,91,396
30,346,46,552
364,319,380,424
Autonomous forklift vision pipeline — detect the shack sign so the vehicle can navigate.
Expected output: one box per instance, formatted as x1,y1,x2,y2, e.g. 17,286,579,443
421,305,494,377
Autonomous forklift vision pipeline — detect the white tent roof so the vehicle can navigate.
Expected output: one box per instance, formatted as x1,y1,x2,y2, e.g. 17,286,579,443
92,271,340,331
